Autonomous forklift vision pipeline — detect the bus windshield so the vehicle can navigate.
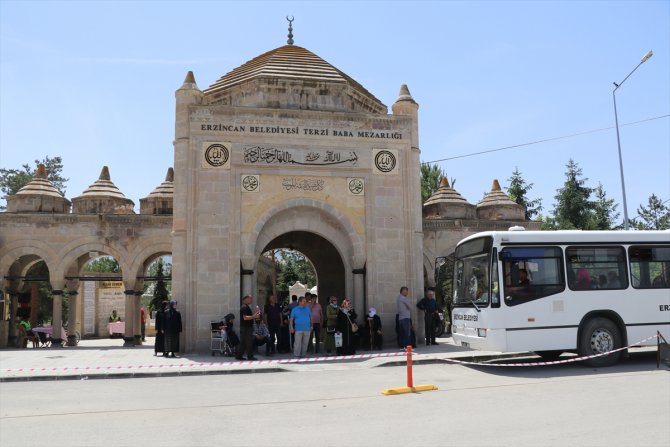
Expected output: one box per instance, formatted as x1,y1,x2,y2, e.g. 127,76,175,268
454,237,492,306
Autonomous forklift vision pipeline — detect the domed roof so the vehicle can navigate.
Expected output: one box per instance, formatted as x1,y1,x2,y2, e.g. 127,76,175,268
144,167,174,199
203,44,387,113
14,164,65,199
71,166,134,214
423,177,476,219
5,164,71,213
74,166,131,200
139,167,174,215
476,179,525,220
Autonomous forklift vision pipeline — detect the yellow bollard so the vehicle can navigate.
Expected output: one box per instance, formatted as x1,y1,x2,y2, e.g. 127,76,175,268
382,345,438,395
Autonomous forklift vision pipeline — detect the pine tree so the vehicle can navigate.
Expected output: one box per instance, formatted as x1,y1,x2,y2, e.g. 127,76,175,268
551,159,594,229
151,258,170,312
420,163,445,203
505,167,543,220
590,183,620,230
631,194,670,230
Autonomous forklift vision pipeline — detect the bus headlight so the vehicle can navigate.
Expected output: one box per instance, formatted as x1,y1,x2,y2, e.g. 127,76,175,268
477,328,487,337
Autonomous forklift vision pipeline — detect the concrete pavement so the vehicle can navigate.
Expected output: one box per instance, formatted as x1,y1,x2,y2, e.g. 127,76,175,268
0,334,524,382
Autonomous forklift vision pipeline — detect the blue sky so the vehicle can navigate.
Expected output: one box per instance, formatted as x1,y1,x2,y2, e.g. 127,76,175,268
1,0,668,223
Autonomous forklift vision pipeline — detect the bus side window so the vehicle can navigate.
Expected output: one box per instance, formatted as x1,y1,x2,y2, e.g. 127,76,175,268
629,246,670,289
566,246,627,291
501,246,563,306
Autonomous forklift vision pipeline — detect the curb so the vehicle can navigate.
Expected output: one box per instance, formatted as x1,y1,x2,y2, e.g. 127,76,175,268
0,366,286,383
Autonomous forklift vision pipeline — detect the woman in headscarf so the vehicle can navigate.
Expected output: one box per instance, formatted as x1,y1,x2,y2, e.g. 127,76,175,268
323,296,339,355
364,307,383,350
336,298,358,355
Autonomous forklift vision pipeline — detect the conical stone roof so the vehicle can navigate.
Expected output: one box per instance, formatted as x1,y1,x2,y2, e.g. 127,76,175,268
71,166,134,214
140,167,174,215
476,179,525,220
6,164,71,213
14,164,64,199
203,44,387,113
423,177,476,219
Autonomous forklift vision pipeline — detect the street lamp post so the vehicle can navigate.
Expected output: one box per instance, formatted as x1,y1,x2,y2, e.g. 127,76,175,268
613,50,653,230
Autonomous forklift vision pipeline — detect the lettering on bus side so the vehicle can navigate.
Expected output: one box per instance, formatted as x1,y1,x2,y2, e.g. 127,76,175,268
660,305,670,311
454,314,479,321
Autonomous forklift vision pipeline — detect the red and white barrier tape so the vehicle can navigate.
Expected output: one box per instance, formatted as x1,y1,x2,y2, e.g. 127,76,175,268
441,333,661,367
0,334,661,374
0,351,407,374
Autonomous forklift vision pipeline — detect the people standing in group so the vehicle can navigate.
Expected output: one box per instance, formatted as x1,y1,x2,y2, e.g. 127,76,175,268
323,296,339,355
236,295,260,361
417,288,438,346
289,296,312,358
263,294,282,356
163,300,182,358
308,294,323,354
154,300,168,356
140,306,147,342
336,298,358,355
396,286,411,350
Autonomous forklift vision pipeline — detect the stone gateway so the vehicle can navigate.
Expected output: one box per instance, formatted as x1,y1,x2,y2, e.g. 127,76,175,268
0,34,535,351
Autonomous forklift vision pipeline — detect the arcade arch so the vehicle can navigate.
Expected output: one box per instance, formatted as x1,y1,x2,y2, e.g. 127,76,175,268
258,232,345,304
247,201,366,318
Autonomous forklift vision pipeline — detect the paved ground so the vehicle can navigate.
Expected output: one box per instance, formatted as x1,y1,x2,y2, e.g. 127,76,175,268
1,350,668,447
0,334,524,381
2,333,663,382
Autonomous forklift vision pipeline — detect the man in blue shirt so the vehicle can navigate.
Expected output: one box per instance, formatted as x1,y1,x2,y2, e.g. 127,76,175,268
290,296,312,358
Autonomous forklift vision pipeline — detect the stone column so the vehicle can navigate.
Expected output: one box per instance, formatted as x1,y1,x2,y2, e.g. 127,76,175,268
5,288,19,347
241,268,254,299
134,290,143,345
352,267,366,322
172,71,203,353
50,287,65,348
66,291,79,346
123,289,135,347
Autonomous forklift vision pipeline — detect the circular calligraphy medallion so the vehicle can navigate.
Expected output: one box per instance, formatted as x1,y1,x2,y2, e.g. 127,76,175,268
374,150,396,173
348,178,364,195
205,144,229,167
242,175,259,192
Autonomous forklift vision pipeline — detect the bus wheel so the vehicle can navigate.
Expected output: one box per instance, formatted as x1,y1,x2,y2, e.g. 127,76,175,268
578,318,622,367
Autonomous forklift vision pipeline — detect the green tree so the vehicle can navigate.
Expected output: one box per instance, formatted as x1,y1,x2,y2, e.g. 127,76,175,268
551,159,594,229
275,250,316,295
150,258,171,311
590,183,620,230
0,156,68,210
631,194,670,230
84,256,120,273
505,167,543,220
420,163,445,203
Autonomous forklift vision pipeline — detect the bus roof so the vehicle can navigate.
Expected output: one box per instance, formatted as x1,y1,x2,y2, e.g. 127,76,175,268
456,229,670,247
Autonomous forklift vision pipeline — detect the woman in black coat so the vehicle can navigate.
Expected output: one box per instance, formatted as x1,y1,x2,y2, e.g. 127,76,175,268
163,300,183,358
154,300,168,356
336,298,358,355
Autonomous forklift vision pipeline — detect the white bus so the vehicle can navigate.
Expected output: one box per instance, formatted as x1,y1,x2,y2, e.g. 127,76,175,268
451,229,670,366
